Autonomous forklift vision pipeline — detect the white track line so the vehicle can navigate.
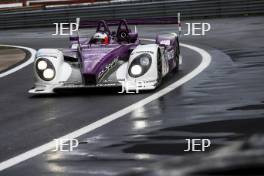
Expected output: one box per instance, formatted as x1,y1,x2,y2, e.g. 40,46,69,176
0,43,211,171
0,45,36,78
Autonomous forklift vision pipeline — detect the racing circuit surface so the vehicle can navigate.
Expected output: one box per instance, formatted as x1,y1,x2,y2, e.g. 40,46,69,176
0,16,264,175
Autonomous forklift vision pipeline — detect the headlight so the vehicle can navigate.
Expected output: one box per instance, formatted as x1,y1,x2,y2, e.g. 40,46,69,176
129,53,152,78
43,68,55,79
140,56,150,66
130,65,142,76
36,58,56,81
37,60,47,70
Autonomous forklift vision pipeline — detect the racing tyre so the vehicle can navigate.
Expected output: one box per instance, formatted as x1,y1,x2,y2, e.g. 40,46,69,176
156,49,162,86
173,52,180,72
172,39,180,72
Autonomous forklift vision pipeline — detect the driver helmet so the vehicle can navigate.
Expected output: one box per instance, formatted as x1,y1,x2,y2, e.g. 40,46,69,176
93,32,109,44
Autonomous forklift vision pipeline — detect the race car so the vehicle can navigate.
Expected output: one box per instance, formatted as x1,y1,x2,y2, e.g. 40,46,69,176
29,19,181,94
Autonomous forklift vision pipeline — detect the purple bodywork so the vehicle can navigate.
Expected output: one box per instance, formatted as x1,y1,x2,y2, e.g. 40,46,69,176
80,44,136,83
66,20,179,85
156,33,179,71
69,20,138,84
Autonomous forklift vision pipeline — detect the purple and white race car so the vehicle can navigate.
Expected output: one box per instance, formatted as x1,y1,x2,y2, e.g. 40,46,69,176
29,19,181,94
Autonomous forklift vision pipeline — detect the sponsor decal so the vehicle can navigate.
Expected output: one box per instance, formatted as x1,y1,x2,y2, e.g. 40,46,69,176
160,40,171,45
98,58,118,80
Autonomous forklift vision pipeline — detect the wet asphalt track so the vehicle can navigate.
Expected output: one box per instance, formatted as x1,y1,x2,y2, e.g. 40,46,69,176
0,16,263,175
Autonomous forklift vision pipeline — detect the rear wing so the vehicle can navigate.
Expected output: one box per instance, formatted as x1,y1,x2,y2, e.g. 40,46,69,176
71,13,181,48
77,13,182,37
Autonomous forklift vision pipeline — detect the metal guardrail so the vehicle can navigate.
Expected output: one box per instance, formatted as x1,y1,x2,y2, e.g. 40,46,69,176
0,0,263,29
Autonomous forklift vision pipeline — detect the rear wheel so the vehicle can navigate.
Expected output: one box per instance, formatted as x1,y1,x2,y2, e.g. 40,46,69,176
156,49,163,86
172,39,180,72
173,52,180,72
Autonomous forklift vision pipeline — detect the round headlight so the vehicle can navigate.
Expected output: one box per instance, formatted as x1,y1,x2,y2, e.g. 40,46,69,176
36,58,56,81
37,60,48,70
129,53,152,78
43,68,55,80
131,65,142,76
140,56,150,66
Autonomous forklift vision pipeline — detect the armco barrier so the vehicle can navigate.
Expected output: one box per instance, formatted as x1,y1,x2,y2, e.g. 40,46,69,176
0,0,263,29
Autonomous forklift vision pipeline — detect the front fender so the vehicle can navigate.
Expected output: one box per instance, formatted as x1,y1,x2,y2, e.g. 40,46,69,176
126,44,159,82
33,49,72,85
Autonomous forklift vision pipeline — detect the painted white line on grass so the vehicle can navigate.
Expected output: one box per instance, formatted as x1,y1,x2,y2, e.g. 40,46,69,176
0,43,211,171
0,45,36,78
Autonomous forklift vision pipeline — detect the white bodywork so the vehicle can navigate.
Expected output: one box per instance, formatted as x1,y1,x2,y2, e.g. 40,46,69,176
29,49,72,94
29,43,175,94
116,44,162,90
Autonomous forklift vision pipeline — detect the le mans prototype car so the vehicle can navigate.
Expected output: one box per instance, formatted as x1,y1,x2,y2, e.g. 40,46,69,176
29,19,181,94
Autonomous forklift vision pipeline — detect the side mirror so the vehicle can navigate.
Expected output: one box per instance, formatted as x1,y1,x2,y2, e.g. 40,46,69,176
69,36,80,50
